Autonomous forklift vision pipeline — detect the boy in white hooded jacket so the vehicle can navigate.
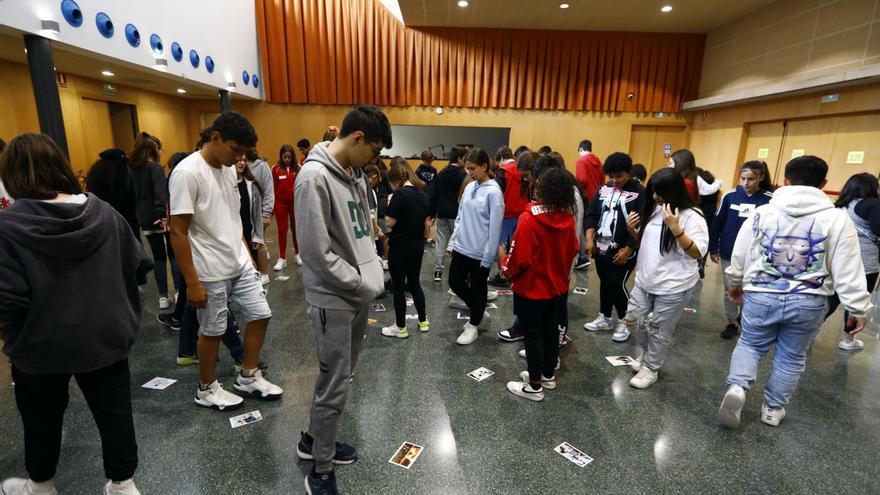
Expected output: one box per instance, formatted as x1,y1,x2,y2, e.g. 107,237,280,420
718,156,872,428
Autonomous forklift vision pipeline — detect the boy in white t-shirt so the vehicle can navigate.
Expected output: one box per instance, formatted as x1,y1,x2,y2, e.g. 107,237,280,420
169,111,282,411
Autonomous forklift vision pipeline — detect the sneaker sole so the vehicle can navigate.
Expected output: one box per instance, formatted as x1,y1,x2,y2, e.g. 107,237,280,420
506,383,544,401
194,397,244,411
629,375,657,389
519,372,557,390
611,332,630,343
304,476,312,495
719,391,745,429
296,447,357,465
381,332,409,339
497,334,524,342
232,386,283,401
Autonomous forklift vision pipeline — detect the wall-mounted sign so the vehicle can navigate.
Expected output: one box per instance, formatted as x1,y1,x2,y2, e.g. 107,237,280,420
104,83,116,96
790,149,805,159
846,151,865,164
756,148,769,159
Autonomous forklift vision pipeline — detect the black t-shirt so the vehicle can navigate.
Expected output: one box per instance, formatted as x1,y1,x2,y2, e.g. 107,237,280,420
386,184,429,245
238,180,253,245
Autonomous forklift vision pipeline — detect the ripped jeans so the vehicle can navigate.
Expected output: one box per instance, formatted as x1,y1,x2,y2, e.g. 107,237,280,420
624,284,694,372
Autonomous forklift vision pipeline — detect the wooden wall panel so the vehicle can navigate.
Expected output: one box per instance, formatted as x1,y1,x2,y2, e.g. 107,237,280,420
78,98,115,174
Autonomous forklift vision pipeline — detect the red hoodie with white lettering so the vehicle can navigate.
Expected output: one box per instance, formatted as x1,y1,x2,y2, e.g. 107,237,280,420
502,202,579,300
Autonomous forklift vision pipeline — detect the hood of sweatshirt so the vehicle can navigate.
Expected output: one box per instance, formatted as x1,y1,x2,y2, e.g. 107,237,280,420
769,185,833,218
0,194,110,261
309,142,371,210
527,203,575,231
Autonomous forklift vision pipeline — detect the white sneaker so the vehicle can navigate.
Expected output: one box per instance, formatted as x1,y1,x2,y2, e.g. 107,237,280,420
158,296,171,310
629,366,658,389
0,478,58,495
273,258,287,271
457,323,478,345
611,321,630,342
294,254,303,266
381,325,409,339
517,349,560,370
718,384,746,429
519,370,557,390
382,259,389,271
584,315,614,331
518,348,527,359
195,380,244,411
486,290,498,301
449,294,468,310
630,353,644,373
506,381,544,401
234,369,283,400
260,273,270,286
838,335,864,351
104,479,141,495
760,403,786,426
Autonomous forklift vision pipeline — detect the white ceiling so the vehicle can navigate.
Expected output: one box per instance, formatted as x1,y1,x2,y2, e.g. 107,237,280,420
396,0,778,33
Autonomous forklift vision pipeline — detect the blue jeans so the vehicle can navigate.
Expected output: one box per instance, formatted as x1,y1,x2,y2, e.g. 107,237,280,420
726,292,828,408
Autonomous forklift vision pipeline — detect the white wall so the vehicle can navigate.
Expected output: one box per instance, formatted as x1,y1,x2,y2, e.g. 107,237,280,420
0,0,263,99
387,125,511,160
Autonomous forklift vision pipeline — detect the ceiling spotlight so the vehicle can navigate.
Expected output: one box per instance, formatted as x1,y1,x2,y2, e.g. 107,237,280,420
560,3,570,8
101,70,114,77
40,19,61,36
661,5,673,13
176,88,187,94
457,0,468,7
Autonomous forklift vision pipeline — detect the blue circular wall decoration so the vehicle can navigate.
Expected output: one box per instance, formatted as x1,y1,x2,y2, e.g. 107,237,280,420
252,75,259,88
61,0,83,28
171,42,183,62
242,71,250,85
205,56,215,73
95,12,114,38
189,50,199,68
149,34,163,54
124,24,140,47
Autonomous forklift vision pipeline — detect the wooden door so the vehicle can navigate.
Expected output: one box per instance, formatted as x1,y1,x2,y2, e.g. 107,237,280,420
629,125,686,176
743,121,785,186
825,113,880,193
78,98,115,173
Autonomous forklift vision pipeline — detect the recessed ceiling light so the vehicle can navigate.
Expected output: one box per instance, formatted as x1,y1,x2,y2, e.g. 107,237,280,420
560,3,570,8
457,0,468,7
176,88,187,94
661,5,672,13
101,70,114,77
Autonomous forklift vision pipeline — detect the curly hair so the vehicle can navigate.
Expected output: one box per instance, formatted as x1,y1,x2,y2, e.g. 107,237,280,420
536,167,575,213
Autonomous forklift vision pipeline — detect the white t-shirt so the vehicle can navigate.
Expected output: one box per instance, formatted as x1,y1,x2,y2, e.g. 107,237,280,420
635,205,708,294
0,180,14,209
169,151,250,282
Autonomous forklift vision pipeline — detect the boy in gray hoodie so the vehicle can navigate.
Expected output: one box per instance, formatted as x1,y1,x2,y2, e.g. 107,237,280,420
294,106,392,495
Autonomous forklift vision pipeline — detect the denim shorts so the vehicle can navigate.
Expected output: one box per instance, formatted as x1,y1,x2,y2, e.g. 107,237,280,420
197,265,271,337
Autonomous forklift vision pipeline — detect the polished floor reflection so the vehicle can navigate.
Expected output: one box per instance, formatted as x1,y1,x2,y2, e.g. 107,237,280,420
1,237,878,494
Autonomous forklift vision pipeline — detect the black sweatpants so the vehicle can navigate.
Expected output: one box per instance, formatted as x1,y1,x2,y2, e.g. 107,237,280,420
145,231,182,296
389,241,427,327
826,271,878,326
516,294,565,382
448,251,490,326
595,257,632,319
12,359,138,482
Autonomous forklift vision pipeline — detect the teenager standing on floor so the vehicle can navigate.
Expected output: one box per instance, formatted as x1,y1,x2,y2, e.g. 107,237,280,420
490,145,528,288
583,152,646,343
429,146,468,282
709,161,773,339
169,111,282,412
575,139,604,269
245,149,275,285
272,144,301,269
0,133,153,495
447,148,505,345
294,105,391,495
381,160,431,338
503,167,580,401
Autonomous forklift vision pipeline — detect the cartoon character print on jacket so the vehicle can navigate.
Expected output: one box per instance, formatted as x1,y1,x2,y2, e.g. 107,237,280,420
595,186,640,254
749,213,828,292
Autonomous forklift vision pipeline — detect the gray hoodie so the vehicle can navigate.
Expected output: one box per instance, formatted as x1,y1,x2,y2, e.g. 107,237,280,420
294,143,385,310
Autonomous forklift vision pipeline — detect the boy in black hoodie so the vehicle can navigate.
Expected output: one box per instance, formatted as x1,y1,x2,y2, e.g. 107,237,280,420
584,152,646,343
0,133,153,495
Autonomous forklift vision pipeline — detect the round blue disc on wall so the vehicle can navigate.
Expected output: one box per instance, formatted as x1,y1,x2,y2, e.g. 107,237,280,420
61,0,84,28
171,42,183,62
124,24,140,47
242,71,250,85
252,75,259,88
95,12,114,38
150,34,163,55
189,50,199,68
205,56,214,73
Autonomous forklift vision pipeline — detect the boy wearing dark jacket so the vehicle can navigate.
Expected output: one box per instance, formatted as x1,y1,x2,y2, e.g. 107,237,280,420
429,146,468,282
583,153,646,342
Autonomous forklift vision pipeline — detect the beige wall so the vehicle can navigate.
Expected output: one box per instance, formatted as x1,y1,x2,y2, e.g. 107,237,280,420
699,0,880,98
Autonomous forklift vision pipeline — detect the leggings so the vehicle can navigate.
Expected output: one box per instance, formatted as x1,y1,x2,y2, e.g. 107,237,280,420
275,199,297,258
595,258,632,319
826,271,879,329
388,241,427,327
146,232,182,296
517,294,564,382
448,251,490,326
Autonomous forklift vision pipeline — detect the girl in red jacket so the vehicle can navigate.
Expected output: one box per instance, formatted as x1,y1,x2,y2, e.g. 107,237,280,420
502,167,580,401
272,144,300,269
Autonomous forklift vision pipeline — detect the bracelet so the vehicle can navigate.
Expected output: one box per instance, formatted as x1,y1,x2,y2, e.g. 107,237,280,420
674,230,686,238
684,240,694,251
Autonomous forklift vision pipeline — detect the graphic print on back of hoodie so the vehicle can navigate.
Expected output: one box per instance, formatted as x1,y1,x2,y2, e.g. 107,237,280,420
748,213,829,292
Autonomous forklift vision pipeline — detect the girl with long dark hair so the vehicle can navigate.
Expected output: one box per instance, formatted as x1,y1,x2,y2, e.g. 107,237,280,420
272,144,300,269
623,168,708,389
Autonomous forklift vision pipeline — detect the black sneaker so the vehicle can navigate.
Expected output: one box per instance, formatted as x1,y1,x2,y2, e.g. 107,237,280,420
573,257,591,270
157,313,181,331
433,271,442,282
721,324,739,340
497,325,524,342
297,431,358,465
488,274,510,288
304,467,338,495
